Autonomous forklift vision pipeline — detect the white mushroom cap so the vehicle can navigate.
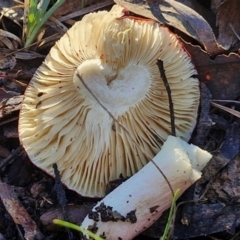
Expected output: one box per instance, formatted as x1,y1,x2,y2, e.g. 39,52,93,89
19,5,200,197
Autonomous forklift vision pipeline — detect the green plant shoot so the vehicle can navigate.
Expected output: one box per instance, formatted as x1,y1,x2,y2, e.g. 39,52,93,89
161,189,180,240
53,219,104,240
25,0,65,47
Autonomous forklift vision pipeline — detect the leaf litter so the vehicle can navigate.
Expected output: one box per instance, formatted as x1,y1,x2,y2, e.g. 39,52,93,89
212,0,240,50
0,0,240,239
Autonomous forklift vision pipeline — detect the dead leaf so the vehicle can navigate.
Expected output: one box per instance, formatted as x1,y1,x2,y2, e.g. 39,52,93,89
0,183,44,240
0,95,23,118
53,0,83,18
0,35,15,49
0,88,19,101
53,0,104,18
0,0,23,22
0,145,10,158
40,205,94,230
115,0,224,55
3,126,18,138
0,71,26,94
203,123,240,202
175,203,239,238
183,41,240,100
176,0,216,30
0,53,16,69
13,51,45,60
58,0,113,22
54,0,110,18
48,17,68,34
200,123,240,185
191,83,212,148
0,29,22,47
212,0,240,49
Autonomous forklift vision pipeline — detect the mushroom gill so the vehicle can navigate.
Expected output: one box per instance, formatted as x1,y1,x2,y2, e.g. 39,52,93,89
19,5,200,197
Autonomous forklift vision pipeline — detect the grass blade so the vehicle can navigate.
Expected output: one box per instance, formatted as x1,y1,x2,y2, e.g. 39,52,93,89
161,189,180,240
53,219,104,240
24,0,65,47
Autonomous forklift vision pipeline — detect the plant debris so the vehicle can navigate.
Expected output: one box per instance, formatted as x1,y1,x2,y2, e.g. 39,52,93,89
0,182,44,240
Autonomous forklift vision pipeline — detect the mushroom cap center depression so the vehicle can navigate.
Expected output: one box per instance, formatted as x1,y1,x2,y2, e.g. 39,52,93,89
73,59,151,117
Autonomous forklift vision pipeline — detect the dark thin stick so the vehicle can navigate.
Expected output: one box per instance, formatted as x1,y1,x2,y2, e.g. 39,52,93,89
156,59,176,136
157,59,176,240
0,146,23,170
0,116,19,126
53,164,74,240
15,223,25,240
77,73,174,197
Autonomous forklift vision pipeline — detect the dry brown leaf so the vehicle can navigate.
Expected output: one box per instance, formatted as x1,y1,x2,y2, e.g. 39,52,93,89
183,41,240,100
115,0,224,55
54,0,111,18
0,0,23,22
12,51,45,60
40,205,94,230
48,16,68,34
53,0,83,18
0,145,10,158
0,35,14,49
58,0,113,22
0,88,19,101
0,29,22,47
0,53,16,69
176,0,216,29
0,95,23,118
0,183,44,240
212,0,240,49
53,0,106,18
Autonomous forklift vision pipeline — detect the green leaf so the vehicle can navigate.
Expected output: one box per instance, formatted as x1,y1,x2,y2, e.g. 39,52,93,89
25,0,65,47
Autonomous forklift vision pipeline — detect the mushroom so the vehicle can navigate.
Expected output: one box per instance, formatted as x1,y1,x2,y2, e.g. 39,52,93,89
19,5,200,197
81,136,212,239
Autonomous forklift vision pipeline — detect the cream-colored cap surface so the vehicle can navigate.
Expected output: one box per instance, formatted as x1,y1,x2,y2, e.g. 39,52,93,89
19,5,200,197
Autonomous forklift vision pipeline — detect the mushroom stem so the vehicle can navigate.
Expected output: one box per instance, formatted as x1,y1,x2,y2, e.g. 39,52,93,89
81,136,212,239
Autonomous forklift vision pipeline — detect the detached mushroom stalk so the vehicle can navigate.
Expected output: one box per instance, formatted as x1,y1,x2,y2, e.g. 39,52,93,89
81,136,212,239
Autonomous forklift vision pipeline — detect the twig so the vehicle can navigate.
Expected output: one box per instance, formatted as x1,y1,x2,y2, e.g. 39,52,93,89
15,224,25,240
53,164,73,240
211,102,240,119
212,99,240,105
0,146,23,170
156,59,176,240
0,116,19,126
77,73,174,197
156,59,176,136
